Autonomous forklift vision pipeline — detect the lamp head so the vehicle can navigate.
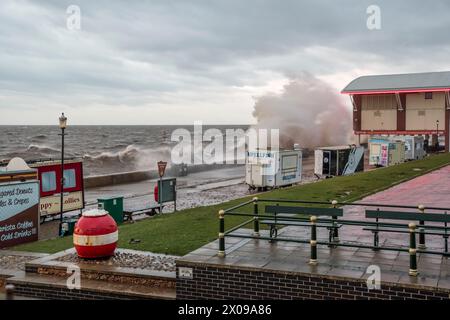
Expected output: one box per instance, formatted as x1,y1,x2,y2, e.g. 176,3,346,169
59,113,67,129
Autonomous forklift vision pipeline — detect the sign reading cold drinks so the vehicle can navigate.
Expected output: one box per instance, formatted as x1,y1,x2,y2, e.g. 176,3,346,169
0,181,39,248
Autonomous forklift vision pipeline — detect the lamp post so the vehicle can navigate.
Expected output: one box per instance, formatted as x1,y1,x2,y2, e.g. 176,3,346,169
436,120,440,149
58,113,67,237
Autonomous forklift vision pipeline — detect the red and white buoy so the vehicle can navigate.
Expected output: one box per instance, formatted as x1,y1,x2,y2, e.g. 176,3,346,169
73,208,118,259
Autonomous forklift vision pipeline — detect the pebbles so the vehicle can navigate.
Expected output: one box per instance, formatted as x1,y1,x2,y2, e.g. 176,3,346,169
56,251,177,272
0,255,36,271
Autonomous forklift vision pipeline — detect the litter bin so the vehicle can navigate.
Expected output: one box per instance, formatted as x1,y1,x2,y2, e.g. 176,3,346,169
61,217,78,236
97,196,124,224
157,178,177,203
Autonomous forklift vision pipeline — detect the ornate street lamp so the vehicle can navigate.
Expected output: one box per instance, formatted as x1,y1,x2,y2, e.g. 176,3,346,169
58,113,67,236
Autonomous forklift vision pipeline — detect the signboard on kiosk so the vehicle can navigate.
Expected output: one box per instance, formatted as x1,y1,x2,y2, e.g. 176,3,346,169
0,179,40,248
39,191,84,215
1,158,85,219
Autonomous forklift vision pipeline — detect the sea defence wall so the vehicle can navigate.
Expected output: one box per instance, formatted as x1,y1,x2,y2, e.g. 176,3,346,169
83,164,244,188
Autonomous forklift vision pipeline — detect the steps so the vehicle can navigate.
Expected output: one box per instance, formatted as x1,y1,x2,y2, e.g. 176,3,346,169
7,273,175,300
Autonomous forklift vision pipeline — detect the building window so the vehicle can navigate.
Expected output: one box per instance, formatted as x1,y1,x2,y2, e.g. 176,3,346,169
425,92,433,99
41,171,57,192
64,169,76,189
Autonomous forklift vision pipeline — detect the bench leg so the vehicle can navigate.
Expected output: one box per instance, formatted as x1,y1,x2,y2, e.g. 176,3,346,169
418,227,426,249
309,216,318,265
373,232,379,250
332,217,339,242
327,229,335,248
444,236,448,253
269,226,277,243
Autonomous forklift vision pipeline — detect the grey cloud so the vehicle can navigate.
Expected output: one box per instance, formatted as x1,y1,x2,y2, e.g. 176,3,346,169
1,0,450,123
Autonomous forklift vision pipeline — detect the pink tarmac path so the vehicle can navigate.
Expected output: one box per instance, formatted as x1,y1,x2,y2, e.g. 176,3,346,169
361,165,450,209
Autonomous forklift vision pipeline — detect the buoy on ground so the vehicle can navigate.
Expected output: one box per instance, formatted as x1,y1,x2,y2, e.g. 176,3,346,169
73,208,118,258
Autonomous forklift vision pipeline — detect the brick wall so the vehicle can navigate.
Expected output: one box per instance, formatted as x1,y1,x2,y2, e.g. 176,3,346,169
176,264,450,300
11,282,151,300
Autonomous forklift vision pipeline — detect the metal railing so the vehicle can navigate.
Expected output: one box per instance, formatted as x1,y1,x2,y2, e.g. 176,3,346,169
218,198,450,276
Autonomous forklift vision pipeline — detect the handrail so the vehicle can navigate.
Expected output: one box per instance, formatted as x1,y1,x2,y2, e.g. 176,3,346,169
224,218,254,235
223,199,254,213
224,211,450,230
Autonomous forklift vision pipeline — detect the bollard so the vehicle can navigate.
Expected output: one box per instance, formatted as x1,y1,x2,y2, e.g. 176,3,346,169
218,210,225,257
253,197,260,237
5,284,15,300
409,223,418,276
331,200,339,242
309,215,318,265
418,204,426,249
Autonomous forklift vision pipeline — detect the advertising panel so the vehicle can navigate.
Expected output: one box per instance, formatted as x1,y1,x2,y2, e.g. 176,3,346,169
0,181,39,248
40,191,84,216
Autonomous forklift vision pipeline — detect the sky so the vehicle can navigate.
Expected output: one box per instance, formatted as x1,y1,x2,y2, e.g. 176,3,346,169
1,0,450,125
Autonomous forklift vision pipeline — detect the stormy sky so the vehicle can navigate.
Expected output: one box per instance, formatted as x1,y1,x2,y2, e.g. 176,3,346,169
1,0,450,125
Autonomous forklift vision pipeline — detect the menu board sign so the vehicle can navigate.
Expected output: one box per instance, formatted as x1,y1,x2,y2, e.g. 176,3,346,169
0,181,39,248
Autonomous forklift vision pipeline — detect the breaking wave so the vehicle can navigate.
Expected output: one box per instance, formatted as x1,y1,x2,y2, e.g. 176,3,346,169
29,134,48,140
27,144,60,154
82,144,172,175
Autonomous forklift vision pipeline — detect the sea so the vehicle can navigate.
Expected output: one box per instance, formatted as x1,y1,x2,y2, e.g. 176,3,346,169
0,125,249,176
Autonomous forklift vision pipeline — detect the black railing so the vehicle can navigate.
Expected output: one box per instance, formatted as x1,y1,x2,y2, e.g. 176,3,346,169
218,198,450,276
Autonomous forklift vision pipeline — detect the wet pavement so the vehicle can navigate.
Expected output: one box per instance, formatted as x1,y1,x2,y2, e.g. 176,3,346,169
358,165,450,209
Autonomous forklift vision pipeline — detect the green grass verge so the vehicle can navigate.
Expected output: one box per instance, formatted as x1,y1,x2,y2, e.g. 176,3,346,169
12,153,450,256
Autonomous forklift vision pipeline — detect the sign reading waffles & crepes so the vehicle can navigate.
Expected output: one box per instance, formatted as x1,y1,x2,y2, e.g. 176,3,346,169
0,181,39,248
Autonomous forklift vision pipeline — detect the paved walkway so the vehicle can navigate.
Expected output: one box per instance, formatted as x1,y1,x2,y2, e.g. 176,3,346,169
344,165,450,222
360,165,450,209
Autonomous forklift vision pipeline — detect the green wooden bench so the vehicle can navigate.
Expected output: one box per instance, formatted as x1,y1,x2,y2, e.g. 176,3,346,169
365,210,450,253
261,205,343,243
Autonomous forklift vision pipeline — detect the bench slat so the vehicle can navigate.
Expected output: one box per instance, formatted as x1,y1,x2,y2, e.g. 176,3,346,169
261,219,342,228
366,210,450,223
265,205,343,217
363,227,449,236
